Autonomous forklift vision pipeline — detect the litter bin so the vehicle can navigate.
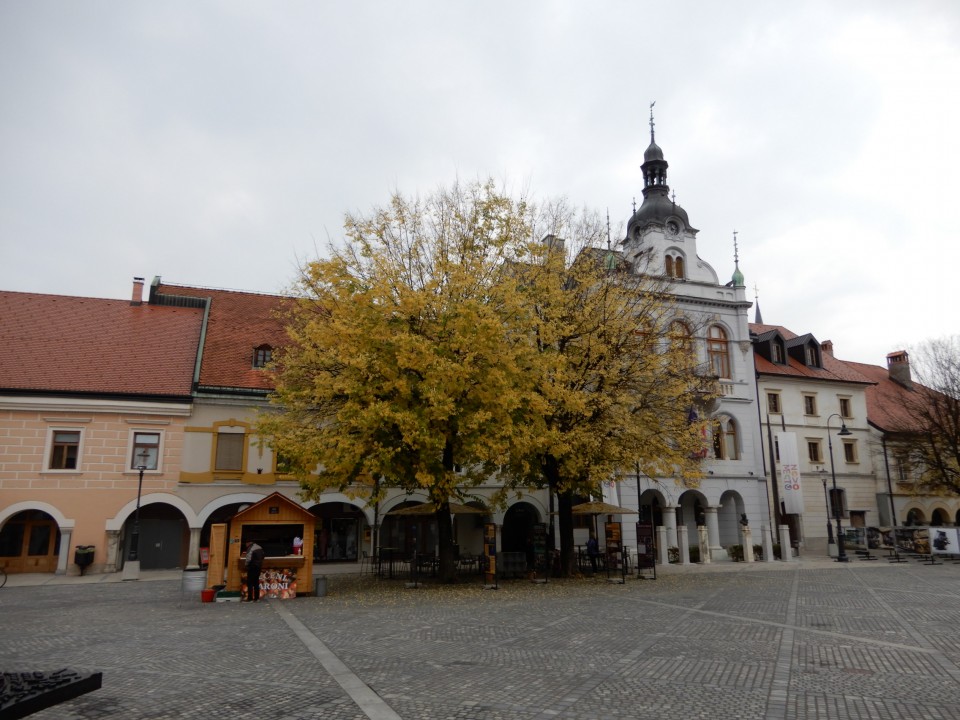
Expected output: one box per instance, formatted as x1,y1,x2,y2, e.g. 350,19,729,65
313,575,327,597
181,569,206,600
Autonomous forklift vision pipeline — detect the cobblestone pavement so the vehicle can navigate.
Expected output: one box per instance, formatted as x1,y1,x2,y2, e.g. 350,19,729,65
2,558,960,719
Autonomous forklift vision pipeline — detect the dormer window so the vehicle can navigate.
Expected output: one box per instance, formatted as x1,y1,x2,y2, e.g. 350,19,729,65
772,341,785,364
253,344,273,369
805,344,820,367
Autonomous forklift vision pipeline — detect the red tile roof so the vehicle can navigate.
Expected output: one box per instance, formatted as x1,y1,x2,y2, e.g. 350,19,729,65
750,323,873,385
156,283,289,391
843,360,926,434
0,290,203,397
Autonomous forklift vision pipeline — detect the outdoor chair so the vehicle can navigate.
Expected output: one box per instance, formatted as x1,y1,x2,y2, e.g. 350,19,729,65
359,550,374,575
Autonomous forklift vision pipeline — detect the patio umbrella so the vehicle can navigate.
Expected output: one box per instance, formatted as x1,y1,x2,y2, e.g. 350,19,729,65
571,501,638,544
386,501,489,516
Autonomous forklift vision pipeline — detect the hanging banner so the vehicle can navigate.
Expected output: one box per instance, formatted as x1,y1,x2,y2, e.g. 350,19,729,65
776,431,803,514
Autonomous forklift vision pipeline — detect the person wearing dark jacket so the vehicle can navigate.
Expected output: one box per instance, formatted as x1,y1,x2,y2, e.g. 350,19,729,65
244,541,265,602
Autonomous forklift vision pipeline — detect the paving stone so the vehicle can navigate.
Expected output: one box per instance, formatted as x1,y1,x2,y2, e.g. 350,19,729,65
2,560,960,718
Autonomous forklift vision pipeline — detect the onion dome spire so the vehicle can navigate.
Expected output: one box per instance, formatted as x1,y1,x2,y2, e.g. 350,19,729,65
642,102,668,197
731,230,745,287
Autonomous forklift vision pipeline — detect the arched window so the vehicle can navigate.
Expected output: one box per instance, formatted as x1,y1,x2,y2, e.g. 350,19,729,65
664,252,685,279
253,344,273,368
711,416,739,460
707,325,730,378
669,320,693,354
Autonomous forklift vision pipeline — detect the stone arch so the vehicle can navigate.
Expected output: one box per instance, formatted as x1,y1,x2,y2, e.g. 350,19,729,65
930,507,949,527
307,497,369,563
677,489,709,534
0,505,67,574
501,501,542,555
106,492,199,531
904,506,926,526
718,490,745,547
0,501,74,530
637,488,667,527
113,496,192,570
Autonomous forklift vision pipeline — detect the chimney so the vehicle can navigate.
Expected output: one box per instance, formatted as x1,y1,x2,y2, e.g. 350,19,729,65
887,350,912,389
131,277,145,306
542,234,565,255
821,340,834,357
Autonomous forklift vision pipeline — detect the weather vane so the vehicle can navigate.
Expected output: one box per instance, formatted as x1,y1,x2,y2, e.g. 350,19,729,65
649,101,656,142
733,230,740,266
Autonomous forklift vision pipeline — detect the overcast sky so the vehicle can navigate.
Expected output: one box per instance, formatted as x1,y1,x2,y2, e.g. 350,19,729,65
1,1,957,366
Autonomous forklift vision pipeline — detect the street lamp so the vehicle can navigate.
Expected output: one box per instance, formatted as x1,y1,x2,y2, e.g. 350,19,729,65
122,448,151,581
819,470,835,546
826,413,852,563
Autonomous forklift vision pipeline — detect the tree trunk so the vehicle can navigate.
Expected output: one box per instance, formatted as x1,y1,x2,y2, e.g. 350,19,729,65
545,454,576,577
557,488,575,577
436,437,457,583
436,503,456,583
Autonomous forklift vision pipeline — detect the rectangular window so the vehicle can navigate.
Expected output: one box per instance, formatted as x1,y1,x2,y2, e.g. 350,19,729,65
767,392,781,414
839,397,852,418
215,432,244,472
274,449,292,475
807,439,822,463
803,395,818,416
843,440,858,463
131,432,161,470
828,487,848,518
896,455,909,483
49,431,80,470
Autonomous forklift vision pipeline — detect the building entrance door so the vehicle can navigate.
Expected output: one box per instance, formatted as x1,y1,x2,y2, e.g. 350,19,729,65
0,510,60,574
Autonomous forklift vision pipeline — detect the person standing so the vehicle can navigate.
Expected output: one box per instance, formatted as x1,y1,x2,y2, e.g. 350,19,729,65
244,540,264,602
586,533,600,573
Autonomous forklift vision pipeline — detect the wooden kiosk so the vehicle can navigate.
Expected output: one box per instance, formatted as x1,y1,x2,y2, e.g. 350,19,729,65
209,492,316,598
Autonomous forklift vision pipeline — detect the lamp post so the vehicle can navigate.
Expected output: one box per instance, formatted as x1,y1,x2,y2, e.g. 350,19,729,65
819,471,835,546
122,448,151,581
826,413,852,563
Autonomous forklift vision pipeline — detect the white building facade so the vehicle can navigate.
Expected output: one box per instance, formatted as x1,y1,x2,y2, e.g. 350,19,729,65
609,123,768,561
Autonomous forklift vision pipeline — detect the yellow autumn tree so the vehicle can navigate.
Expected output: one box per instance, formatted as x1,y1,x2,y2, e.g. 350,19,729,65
258,180,542,582
500,204,712,576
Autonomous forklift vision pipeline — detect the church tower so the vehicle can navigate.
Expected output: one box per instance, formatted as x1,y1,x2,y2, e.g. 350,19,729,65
621,105,718,287
612,106,765,563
